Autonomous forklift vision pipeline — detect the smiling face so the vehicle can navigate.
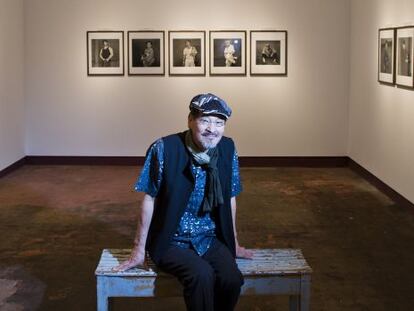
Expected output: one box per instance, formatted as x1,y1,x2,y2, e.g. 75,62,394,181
188,112,226,150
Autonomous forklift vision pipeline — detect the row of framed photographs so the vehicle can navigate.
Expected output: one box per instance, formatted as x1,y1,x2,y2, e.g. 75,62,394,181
87,30,287,76
378,26,414,87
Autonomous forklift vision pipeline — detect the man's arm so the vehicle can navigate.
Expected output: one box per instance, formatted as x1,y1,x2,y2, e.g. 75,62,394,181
112,194,155,271
231,196,253,259
107,47,114,61
99,48,104,61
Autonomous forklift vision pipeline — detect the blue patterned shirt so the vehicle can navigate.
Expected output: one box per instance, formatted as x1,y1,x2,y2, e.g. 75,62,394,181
134,137,242,256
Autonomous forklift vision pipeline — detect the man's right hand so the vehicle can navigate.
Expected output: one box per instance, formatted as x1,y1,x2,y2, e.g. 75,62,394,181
111,249,149,272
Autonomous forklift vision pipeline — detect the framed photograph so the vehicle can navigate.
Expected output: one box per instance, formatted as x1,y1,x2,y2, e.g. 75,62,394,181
396,26,414,88
250,30,288,76
168,31,205,76
128,31,165,75
87,31,124,76
209,31,246,75
378,28,395,84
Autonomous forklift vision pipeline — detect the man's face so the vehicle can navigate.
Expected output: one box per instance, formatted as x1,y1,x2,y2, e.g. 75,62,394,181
185,41,191,48
188,114,226,150
146,42,152,48
103,41,109,47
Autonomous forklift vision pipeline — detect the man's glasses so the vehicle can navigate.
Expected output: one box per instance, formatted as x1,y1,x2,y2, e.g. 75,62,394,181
197,118,226,128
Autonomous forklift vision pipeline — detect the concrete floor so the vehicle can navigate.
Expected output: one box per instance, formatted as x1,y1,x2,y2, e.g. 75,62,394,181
1,165,414,310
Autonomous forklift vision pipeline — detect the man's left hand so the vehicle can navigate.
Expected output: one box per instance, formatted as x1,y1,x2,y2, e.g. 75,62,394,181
236,245,254,259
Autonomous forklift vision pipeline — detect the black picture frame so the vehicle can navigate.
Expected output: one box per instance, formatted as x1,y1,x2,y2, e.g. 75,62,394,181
395,26,414,88
168,30,206,76
209,30,247,76
378,27,396,85
87,31,124,76
128,30,165,76
250,30,288,76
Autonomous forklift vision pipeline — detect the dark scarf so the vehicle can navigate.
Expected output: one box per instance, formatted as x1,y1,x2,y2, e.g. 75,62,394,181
185,130,224,213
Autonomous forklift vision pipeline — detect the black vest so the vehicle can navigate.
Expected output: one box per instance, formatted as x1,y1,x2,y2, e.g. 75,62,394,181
146,131,236,265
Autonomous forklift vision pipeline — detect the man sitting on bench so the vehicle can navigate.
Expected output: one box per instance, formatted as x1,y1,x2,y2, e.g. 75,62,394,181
113,93,253,311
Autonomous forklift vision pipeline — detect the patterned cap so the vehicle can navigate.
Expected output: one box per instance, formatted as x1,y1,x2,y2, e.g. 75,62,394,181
189,93,232,120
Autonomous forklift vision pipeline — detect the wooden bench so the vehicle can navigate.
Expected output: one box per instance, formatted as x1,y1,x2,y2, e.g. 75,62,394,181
95,248,312,311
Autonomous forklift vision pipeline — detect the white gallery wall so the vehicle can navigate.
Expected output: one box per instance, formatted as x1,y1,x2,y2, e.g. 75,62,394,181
24,0,350,157
0,0,25,171
349,0,414,204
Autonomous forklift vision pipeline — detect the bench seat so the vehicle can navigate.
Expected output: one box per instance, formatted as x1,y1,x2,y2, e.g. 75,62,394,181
95,248,312,310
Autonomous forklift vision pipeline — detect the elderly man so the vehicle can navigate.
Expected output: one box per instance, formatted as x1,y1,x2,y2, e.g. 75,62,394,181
114,93,252,311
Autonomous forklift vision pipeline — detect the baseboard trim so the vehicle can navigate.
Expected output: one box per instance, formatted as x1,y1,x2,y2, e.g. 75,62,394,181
1,155,413,208
21,156,350,167
25,156,145,166
239,156,349,167
0,157,27,178
348,159,414,209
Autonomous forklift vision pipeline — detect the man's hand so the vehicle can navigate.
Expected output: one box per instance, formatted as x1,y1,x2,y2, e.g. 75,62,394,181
112,248,148,272
236,244,254,259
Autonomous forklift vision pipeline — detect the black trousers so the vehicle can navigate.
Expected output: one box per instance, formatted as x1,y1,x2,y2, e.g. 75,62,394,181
157,238,244,311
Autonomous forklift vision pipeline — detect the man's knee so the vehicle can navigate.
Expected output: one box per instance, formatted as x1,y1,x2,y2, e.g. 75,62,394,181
186,264,215,288
217,268,244,291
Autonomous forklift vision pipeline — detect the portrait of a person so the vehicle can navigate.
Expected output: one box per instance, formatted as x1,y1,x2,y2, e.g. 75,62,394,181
224,40,237,66
99,40,114,67
183,40,198,67
381,40,392,74
261,43,279,64
399,38,412,77
141,41,155,67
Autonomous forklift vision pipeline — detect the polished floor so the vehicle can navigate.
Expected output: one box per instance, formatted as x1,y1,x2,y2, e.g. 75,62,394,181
1,165,414,310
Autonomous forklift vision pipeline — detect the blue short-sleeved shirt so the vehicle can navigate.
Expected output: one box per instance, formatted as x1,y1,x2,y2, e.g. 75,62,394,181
135,137,242,256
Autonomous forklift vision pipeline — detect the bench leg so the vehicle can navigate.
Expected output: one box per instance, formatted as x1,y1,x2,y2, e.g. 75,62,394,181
299,274,311,311
97,293,109,311
97,277,109,311
289,295,299,311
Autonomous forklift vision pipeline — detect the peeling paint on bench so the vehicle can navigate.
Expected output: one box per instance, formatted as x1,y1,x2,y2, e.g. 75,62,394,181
96,248,312,310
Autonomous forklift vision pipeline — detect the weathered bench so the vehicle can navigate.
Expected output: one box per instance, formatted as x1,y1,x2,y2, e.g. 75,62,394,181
95,248,312,310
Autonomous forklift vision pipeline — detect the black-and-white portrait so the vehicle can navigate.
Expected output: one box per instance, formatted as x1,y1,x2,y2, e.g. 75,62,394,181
250,30,287,76
213,39,242,67
395,27,414,87
256,40,280,65
128,31,164,75
398,37,412,77
87,31,124,76
209,31,246,75
172,39,202,67
378,28,395,84
380,39,392,74
91,39,120,68
131,39,161,67
168,31,205,76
